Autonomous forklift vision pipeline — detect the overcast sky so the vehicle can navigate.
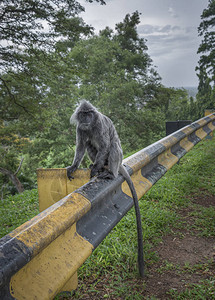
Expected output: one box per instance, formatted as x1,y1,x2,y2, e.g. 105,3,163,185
79,0,209,87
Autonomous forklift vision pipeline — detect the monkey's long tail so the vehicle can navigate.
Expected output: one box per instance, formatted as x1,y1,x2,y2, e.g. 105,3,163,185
120,166,144,278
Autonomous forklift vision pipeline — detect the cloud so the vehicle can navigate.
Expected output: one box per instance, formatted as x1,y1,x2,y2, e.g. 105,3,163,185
138,24,183,37
138,24,197,54
137,23,200,86
168,7,178,18
79,0,207,87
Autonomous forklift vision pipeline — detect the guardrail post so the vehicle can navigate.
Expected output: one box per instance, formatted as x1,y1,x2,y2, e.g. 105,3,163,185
37,168,90,212
166,120,191,136
37,168,90,293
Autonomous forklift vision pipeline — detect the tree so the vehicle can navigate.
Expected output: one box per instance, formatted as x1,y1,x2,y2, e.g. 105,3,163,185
0,0,105,195
0,1,105,120
196,0,215,115
146,86,194,121
0,0,105,72
64,12,161,151
0,47,81,195
0,121,29,194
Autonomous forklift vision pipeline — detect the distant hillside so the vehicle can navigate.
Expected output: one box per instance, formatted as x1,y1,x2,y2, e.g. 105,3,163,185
183,87,198,98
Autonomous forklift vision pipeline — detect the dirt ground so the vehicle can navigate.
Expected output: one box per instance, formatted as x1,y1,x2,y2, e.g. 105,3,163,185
143,194,215,299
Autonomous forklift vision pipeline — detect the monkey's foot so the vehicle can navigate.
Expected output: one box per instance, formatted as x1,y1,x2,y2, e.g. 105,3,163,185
97,170,115,180
66,166,75,180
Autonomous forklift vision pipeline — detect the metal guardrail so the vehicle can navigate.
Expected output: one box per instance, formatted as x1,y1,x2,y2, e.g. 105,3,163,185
0,113,215,299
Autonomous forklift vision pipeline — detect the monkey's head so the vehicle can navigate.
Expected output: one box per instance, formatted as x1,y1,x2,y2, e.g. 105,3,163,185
71,100,97,131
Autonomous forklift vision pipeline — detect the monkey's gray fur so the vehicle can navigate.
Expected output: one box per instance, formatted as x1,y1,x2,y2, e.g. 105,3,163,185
67,100,144,277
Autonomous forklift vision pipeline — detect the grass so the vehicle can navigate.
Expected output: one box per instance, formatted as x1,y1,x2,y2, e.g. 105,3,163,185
0,189,39,238
0,138,214,299
168,279,215,299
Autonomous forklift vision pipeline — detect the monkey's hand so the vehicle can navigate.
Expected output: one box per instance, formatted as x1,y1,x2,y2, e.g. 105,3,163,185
66,166,77,181
90,165,100,178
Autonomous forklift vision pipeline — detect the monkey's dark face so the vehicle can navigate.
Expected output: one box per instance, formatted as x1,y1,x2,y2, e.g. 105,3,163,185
78,110,95,130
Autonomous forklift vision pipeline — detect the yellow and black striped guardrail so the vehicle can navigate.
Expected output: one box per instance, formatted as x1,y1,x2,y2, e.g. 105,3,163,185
0,113,215,299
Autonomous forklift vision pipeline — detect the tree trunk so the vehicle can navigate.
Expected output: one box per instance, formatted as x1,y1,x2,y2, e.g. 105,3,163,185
0,167,24,193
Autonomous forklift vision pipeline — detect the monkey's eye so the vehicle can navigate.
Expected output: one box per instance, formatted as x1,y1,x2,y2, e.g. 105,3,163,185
78,111,94,122
79,112,88,118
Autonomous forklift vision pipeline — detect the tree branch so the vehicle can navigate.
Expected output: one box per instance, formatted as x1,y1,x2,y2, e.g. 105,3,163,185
0,167,24,193
0,76,35,117
14,157,24,175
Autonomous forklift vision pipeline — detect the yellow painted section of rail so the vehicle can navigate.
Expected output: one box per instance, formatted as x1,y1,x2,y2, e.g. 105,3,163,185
158,149,178,170
197,118,207,127
123,148,178,199
122,169,153,199
67,169,91,194
179,137,194,152
36,169,91,294
205,110,215,138
37,169,90,212
37,168,67,212
195,128,209,140
208,121,215,131
160,135,178,149
9,192,91,254
123,151,151,173
10,223,93,300
181,126,195,136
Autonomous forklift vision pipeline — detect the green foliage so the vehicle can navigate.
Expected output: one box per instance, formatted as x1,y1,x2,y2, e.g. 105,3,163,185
196,0,215,116
197,0,215,81
0,0,106,196
0,0,106,72
190,206,215,237
168,279,215,299
0,189,39,238
147,86,196,121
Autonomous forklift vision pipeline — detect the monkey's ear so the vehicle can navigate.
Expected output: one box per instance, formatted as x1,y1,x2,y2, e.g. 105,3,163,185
70,113,77,125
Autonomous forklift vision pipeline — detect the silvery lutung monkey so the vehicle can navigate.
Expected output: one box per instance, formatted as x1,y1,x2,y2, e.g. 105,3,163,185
67,100,144,277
